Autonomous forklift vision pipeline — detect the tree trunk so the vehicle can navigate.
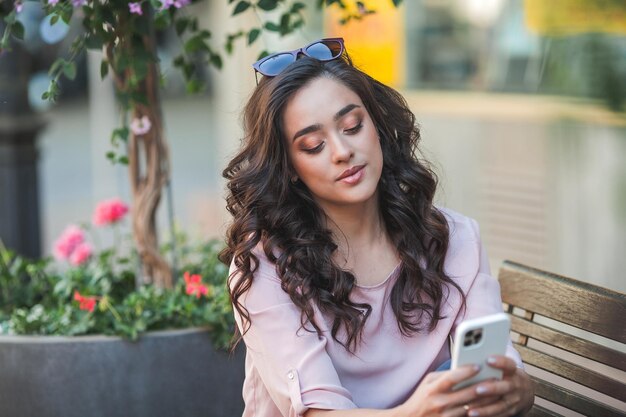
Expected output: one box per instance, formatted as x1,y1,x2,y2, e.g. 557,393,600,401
126,29,172,289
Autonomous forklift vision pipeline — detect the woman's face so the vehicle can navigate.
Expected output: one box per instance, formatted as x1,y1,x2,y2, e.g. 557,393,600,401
282,76,383,212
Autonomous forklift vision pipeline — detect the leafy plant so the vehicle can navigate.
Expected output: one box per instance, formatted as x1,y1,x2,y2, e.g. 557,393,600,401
0,205,234,349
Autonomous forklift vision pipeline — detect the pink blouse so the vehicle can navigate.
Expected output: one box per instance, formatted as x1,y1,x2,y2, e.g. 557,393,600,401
230,208,522,417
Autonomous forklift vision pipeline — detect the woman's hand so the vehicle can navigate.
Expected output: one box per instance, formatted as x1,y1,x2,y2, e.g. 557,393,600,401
463,356,535,417
397,365,491,417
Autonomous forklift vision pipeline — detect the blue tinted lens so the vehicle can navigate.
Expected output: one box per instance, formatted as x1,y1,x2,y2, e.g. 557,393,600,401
305,41,341,60
258,53,296,76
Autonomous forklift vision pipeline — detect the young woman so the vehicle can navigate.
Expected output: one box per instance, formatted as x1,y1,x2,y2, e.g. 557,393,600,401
220,38,534,417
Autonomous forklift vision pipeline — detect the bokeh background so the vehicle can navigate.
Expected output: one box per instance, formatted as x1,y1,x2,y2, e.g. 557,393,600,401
2,0,625,296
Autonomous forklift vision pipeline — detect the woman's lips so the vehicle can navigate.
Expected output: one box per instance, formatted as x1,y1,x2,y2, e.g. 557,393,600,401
337,165,365,184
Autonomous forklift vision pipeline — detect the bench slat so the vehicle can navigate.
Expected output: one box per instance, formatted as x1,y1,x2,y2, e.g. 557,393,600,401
526,405,562,417
499,261,626,343
515,344,626,402
509,315,626,371
531,376,626,417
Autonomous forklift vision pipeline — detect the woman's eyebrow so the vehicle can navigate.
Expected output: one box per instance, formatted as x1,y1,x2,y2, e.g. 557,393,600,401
292,104,362,142
292,124,323,142
333,103,361,121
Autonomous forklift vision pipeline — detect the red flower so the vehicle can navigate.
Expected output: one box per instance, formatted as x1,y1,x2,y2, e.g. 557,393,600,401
73,291,98,313
183,271,208,299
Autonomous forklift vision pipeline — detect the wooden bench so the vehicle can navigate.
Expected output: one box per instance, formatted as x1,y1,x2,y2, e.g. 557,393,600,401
498,261,626,417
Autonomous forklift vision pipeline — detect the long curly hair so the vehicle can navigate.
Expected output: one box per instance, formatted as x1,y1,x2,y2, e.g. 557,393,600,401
220,52,465,353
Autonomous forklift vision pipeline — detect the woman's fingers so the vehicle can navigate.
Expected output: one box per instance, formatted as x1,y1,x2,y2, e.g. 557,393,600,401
466,396,501,409
485,355,518,376
474,379,514,397
465,394,521,417
433,365,481,392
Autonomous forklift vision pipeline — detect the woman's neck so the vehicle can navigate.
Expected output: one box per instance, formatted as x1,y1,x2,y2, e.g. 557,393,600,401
321,197,388,267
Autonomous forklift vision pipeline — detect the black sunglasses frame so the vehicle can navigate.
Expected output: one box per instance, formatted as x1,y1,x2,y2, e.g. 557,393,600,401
252,37,345,80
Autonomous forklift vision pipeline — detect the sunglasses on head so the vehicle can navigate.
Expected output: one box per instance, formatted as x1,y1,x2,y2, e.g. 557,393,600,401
252,37,345,79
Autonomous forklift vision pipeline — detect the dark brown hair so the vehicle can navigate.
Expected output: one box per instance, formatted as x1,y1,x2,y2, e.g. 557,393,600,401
220,53,465,352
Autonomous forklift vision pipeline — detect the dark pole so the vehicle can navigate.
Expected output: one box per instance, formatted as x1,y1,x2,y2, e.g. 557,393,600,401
0,36,45,259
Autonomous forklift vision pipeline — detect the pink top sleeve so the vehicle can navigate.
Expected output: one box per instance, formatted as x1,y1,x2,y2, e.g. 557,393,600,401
452,217,524,368
231,251,358,417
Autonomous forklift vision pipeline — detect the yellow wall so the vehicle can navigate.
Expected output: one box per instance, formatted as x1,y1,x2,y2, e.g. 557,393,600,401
525,0,626,35
325,1,405,87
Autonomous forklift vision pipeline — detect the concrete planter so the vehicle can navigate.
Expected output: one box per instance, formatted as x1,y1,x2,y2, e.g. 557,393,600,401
0,327,245,417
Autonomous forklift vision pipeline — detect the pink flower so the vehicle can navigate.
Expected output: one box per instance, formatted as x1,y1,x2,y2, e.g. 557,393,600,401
14,1,23,12
74,291,98,313
48,0,59,5
160,0,189,9
173,0,191,8
129,2,142,15
159,0,174,9
53,225,85,260
72,0,86,6
93,197,129,226
184,272,208,299
130,116,151,135
69,242,93,266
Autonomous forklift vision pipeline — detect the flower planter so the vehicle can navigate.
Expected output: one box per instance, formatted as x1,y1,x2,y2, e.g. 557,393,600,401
0,327,245,417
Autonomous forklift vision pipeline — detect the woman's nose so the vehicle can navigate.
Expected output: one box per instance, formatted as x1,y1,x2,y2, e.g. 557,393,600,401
329,135,353,163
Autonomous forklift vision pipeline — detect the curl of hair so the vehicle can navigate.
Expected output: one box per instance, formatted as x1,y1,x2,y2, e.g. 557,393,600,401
219,55,466,353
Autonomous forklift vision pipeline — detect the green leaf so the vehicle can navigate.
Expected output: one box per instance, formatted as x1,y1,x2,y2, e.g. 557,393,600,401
111,127,129,144
85,35,103,50
291,2,306,13
132,57,148,83
106,151,116,161
50,15,59,26
12,21,25,41
60,7,73,25
326,0,345,7
4,12,17,25
182,62,195,80
190,18,199,31
257,0,279,11
210,53,222,70
257,50,269,60
100,60,109,79
117,156,129,165
247,28,261,45
185,79,204,94
175,18,189,36
184,35,210,54
264,22,280,32
41,92,50,100
225,31,243,54
391,0,403,6
279,13,290,35
154,12,171,30
172,55,185,68
49,58,65,76
232,1,251,15
63,62,76,80
116,54,130,72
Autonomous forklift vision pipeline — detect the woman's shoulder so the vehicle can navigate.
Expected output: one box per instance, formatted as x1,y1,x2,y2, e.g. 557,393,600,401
228,242,292,311
435,206,481,243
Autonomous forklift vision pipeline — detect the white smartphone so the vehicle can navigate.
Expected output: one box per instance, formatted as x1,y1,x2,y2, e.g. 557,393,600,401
450,312,511,390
